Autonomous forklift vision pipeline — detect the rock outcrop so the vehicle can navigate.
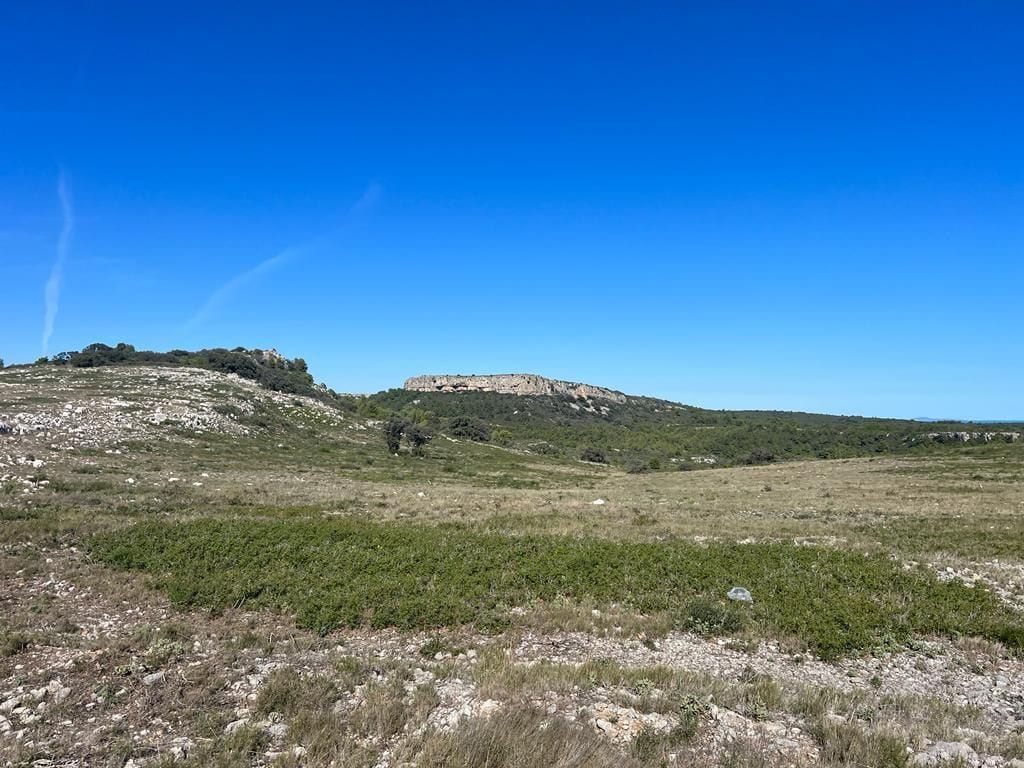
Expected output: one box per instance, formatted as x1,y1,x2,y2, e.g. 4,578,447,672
404,374,627,403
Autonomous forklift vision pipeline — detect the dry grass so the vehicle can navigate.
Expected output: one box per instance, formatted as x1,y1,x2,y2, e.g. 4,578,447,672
418,705,634,768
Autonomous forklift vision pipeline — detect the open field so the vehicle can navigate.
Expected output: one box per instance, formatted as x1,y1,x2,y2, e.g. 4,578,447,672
2,365,1024,767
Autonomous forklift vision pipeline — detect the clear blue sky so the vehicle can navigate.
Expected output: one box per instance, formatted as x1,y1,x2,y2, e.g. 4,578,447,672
2,2,1021,419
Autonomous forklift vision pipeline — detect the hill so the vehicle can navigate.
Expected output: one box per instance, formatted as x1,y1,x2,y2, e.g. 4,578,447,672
30,341,334,400
368,378,1022,470
17,344,1022,471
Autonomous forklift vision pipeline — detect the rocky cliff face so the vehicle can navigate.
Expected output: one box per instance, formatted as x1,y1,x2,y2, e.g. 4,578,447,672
403,374,628,403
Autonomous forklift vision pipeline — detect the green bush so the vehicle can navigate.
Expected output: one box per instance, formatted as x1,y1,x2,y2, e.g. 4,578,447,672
383,418,406,454
681,597,749,635
743,449,776,465
406,424,433,455
448,417,491,442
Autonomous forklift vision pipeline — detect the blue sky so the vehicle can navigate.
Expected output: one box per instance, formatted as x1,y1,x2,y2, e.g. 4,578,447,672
2,2,1021,418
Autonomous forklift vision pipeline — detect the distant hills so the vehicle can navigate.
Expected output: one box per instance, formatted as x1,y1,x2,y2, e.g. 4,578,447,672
24,344,1023,471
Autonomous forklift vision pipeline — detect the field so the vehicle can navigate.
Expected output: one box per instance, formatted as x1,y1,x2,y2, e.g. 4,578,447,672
2,364,1024,767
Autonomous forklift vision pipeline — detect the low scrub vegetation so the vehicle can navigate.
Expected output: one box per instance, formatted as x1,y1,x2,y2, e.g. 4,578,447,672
33,342,338,401
91,518,1023,658
369,388,1024,471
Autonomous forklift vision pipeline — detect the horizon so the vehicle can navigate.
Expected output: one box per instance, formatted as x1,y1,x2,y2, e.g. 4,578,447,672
5,347,1024,424
2,3,1022,421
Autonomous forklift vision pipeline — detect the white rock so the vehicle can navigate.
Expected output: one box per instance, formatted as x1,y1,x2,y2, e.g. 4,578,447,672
479,700,501,717
225,718,250,734
0,698,20,715
912,742,981,767
46,680,70,703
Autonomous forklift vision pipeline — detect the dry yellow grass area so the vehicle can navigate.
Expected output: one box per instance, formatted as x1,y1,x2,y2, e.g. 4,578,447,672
151,453,1024,553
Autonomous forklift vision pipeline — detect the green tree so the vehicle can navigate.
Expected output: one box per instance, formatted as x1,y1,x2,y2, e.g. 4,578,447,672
383,417,406,454
406,424,433,456
448,416,490,442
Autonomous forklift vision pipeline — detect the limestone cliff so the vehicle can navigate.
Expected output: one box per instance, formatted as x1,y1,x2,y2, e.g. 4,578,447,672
403,374,628,403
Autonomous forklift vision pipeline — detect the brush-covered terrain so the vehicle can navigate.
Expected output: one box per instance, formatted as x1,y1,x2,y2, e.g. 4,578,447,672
2,350,1024,768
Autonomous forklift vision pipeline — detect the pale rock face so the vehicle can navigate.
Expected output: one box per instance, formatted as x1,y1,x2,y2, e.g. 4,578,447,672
404,374,628,404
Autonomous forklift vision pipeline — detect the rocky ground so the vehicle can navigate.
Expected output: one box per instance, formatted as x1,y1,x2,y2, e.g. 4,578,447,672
3,545,1024,767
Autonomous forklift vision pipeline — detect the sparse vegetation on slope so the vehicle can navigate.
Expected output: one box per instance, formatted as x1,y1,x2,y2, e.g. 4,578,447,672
32,341,345,402
369,387,1024,470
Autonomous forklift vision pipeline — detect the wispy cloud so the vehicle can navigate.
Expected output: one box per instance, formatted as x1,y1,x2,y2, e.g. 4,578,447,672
349,180,383,218
184,247,297,331
42,170,74,356
184,181,383,332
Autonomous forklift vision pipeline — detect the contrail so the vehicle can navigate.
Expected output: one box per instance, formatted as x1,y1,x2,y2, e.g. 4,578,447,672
184,181,382,331
42,170,74,356
183,248,297,331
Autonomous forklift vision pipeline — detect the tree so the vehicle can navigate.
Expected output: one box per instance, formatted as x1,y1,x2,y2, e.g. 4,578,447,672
384,417,406,454
448,416,490,442
406,424,433,456
0,358,4,369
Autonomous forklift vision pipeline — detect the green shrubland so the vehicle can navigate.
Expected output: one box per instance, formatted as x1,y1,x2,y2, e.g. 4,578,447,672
91,517,1023,659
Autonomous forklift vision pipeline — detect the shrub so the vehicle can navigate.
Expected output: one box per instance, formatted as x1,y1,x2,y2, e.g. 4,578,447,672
1,630,31,657
680,597,749,635
406,424,433,455
448,417,491,442
579,447,607,463
92,517,1024,658
383,418,406,454
743,449,776,465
